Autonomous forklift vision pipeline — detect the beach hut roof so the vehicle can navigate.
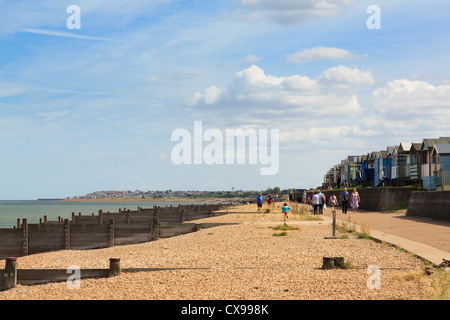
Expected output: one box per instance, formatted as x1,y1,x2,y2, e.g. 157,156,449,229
433,143,450,155
422,137,450,151
386,146,395,155
411,143,422,153
399,142,412,153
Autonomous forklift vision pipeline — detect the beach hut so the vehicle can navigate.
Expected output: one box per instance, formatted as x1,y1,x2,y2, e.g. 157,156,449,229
397,142,412,186
347,155,361,186
385,146,395,186
420,137,450,190
373,150,388,187
365,151,376,187
432,143,450,191
390,145,400,185
410,142,424,186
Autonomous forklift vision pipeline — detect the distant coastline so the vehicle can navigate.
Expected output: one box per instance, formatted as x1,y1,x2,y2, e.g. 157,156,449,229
57,197,234,203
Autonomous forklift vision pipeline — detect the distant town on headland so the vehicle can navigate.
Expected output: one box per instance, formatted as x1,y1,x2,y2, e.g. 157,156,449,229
65,187,287,200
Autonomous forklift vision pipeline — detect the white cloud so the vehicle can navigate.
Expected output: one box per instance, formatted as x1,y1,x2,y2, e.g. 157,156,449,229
0,0,183,36
37,110,70,123
285,47,362,64
318,65,375,87
373,79,450,114
185,64,370,116
22,29,121,42
232,0,355,25
0,82,28,97
243,54,263,63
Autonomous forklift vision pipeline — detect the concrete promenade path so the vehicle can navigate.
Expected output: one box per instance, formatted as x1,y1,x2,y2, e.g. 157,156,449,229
319,206,450,268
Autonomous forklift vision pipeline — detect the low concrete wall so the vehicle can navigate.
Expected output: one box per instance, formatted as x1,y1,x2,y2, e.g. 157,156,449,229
406,191,450,220
377,187,418,212
312,187,419,212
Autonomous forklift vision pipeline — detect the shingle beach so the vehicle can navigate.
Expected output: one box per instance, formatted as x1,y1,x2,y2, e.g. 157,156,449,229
0,204,444,300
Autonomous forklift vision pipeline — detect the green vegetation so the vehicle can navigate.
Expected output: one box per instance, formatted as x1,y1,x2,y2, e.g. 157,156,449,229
273,223,299,231
336,218,371,239
389,201,409,212
272,231,287,237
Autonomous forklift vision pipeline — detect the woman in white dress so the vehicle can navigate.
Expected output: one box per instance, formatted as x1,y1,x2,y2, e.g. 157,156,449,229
351,188,360,213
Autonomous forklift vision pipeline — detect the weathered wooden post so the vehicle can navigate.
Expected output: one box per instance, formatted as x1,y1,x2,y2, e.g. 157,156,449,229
4,258,17,290
322,257,335,269
154,218,160,240
109,258,121,277
109,219,115,247
22,218,28,256
334,257,345,269
64,219,71,250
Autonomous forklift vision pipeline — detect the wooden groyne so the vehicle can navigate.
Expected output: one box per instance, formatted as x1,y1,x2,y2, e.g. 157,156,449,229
0,203,232,260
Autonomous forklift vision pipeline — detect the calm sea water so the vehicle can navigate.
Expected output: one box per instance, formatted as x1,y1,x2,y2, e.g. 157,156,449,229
0,200,212,229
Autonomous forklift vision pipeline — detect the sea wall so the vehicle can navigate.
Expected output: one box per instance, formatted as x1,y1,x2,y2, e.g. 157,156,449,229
303,187,420,212
406,191,450,220
300,187,449,220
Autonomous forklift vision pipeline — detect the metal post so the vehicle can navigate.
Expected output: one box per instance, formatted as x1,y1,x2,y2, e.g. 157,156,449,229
332,206,336,237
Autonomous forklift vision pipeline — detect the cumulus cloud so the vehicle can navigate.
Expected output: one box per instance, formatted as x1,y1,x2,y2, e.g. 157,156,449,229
285,47,362,65
318,65,375,87
232,0,355,25
373,79,450,115
185,64,371,117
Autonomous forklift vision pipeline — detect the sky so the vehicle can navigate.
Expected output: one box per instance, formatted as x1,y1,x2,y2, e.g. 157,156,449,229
1,0,450,199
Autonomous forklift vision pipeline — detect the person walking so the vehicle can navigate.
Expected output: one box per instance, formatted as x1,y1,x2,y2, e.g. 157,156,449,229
256,193,263,212
351,188,360,214
329,194,338,208
341,187,349,214
312,191,320,215
318,190,325,214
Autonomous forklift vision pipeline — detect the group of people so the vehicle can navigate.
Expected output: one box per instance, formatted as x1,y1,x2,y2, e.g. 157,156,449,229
256,191,293,219
304,187,361,215
256,188,361,218
256,192,276,212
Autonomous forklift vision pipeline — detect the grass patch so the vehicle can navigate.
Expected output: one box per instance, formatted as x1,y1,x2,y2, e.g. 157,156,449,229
272,231,287,237
290,203,322,221
393,268,450,300
273,223,299,231
356,224,371,240
338,259,357,270
336,217,357,234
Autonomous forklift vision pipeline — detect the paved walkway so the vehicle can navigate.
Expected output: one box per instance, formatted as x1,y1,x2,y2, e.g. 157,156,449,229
319,207,450,268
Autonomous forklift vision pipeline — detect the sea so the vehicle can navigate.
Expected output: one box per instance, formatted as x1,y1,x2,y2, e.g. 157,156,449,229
0,200,218,229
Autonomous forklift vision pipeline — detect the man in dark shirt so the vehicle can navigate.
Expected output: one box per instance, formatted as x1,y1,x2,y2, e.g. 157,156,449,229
341,188,349,214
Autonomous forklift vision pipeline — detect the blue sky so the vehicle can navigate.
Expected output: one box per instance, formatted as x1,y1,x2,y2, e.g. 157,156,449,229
1,0,450,199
